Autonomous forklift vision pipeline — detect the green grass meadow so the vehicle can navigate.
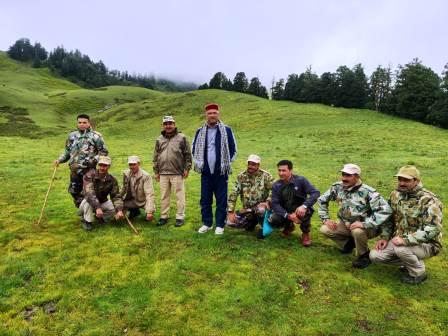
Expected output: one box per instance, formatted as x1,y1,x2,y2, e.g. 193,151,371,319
1,52,448,335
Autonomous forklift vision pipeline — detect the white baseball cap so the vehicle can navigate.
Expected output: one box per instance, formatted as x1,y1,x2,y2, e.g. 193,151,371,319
247,154,261,164
340,163,361,175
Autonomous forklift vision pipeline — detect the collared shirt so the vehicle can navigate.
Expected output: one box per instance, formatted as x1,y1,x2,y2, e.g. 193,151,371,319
206,126,217,174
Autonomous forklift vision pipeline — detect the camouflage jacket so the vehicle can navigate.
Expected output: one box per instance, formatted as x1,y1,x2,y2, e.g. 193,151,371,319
318,181,392,229
227,169,274,212
83,169,123,211
58,128,108,171
381,185,443,247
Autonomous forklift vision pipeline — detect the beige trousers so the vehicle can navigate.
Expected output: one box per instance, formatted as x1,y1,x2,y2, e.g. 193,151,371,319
79,199,115,223
370,241,436,277
320,221,378,256
159,175,185,220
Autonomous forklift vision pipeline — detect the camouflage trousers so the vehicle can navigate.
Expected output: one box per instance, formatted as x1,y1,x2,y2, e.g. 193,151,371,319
320,221,378,255
370,241,438,277
69,167,94,207
78,199,116,223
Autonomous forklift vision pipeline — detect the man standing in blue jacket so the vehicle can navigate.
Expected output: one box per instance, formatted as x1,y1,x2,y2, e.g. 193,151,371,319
192,103,237,235
269,160,320,246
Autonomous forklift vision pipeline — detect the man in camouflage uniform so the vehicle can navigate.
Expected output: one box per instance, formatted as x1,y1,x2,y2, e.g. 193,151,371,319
227,154,274,232
370,165,443,284
78,156,124,231
54,114,108,207
318,164,392,268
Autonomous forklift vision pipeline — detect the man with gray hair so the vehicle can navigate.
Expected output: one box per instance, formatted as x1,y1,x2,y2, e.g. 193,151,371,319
370,165,443,284
153,116,192,227
318,164,392,268
121,155,156,221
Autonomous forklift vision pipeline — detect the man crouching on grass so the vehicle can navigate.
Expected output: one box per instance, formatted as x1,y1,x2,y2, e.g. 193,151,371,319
78,156,124,231
269,160,320,246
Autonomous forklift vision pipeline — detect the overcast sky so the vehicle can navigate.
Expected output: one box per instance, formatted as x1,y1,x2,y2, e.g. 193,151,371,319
1,0,447,87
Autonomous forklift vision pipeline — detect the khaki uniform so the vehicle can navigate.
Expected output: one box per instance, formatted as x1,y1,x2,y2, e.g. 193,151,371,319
318,181,392,255
370,185,443,277
121,169,156,215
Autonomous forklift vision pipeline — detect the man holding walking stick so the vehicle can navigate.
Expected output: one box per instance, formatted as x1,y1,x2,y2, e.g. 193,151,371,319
54,114,108,207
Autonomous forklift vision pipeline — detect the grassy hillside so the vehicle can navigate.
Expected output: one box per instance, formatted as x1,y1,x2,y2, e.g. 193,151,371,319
0,55,447,335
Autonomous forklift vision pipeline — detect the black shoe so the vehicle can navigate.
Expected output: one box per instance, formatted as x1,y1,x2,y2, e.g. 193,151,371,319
128,208,141,219
175,219,184,227
399,266,409,274
352,251,371,269
157,218,168,226
82,220,93,231
401,273,427,284
341,237,355,254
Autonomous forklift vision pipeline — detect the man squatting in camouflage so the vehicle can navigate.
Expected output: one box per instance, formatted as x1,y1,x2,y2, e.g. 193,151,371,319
54,114,108,207
78,156,124,231
370,165,443,284
318,164,392,269
227,154,274,233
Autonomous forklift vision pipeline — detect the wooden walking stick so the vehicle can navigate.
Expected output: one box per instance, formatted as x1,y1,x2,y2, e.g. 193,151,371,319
36,165,58,227
124,215,140,235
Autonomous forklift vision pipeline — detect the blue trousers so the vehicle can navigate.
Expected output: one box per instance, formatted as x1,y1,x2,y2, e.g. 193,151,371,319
200,173,228,228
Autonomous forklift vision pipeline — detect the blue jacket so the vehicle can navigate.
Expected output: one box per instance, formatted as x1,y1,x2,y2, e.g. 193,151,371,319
271,175,320,218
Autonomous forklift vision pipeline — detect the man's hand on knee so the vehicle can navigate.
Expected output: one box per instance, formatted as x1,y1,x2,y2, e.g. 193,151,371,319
323,219,337,231
349,221,364,230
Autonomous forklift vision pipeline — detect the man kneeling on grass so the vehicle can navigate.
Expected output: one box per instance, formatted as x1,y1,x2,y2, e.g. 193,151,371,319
121,155,156,222
370,165,443,284
268,160,320,246
78,156,124,231
318,164,392,268
227,154,274,234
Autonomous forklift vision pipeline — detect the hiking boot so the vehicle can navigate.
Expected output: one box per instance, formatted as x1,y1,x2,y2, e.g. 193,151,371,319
198,225,212,233
128,208,141,219
401,272,427,284
341,237,355,254
82,220,93,231
157,218,168,226
352,251,371,269
175,219,184,227
301,232,311,247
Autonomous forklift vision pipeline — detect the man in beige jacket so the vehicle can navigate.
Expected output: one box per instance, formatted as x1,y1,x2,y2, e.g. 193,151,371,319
153,116,192,227
121,155,156,221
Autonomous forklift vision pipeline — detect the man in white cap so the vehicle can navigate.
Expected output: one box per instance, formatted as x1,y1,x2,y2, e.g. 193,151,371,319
318,163,392,268
227,154,274,232
121,155,156,221
153,116,192,227
79,156,124,231
370,165,443,284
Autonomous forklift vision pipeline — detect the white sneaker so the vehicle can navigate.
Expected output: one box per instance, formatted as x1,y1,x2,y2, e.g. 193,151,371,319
198,225,212,233
215,227,224,235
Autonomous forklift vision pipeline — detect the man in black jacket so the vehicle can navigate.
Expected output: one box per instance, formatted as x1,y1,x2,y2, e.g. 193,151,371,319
269,160,320,246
